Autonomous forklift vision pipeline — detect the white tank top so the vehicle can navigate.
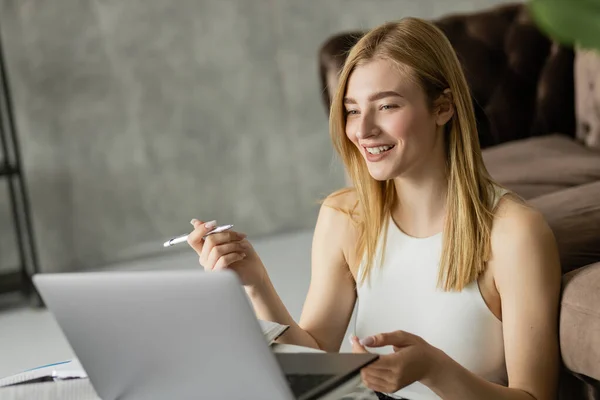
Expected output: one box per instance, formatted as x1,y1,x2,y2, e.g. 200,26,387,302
354,187,509,399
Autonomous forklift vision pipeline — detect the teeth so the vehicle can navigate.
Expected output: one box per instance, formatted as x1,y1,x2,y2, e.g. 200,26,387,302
366,145,393,154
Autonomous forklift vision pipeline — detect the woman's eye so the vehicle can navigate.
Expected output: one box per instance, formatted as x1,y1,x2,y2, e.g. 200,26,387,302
380,104,397,110
345,109,359,116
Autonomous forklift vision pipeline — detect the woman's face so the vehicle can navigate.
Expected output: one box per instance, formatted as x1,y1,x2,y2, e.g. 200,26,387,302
344,58,450,181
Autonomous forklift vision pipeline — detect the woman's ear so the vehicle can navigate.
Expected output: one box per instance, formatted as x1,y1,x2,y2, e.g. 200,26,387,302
435,88,454,126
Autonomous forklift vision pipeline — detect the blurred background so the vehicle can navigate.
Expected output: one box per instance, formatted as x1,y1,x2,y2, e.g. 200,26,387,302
0,0,513,277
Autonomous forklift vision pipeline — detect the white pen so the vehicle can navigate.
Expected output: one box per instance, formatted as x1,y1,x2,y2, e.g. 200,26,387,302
163,224,234,248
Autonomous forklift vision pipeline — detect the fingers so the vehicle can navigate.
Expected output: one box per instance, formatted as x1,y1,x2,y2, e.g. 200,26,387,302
187,218,248,264
213,252,246,270
200,232,247,267
206,241,247,269
349,335,369,354
363,333,387,347
187,219,218,255
360,370,393,394
204,231,247,247
364,331,412,348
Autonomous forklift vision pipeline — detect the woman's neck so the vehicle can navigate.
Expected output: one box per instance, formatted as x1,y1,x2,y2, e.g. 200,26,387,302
391,156,448,238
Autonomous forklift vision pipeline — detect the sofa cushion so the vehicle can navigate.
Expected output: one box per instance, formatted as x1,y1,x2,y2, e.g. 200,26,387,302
559,262,600,382
529,180,600,274
483,134,600,199
575,48,600,149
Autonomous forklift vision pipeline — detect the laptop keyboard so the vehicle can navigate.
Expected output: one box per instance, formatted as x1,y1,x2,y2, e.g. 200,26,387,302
286,374,334,397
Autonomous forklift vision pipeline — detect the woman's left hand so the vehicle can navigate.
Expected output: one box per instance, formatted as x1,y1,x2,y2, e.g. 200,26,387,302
350,331,444,394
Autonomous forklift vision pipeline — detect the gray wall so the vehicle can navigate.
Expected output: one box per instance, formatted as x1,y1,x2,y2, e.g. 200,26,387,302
0,0,513,273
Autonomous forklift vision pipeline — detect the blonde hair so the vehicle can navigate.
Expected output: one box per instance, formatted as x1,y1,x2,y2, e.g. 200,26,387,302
329,18,497,291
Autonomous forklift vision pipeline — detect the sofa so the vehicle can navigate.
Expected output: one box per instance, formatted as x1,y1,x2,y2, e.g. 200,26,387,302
317,3,600,399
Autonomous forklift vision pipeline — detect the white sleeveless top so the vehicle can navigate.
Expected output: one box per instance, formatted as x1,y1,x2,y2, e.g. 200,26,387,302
354,187,509,399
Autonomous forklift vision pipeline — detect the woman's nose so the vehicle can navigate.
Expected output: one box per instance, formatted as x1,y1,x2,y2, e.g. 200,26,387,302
356,118,380,139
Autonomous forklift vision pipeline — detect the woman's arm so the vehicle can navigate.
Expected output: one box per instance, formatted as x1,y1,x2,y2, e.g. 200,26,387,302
247,194,358,352
423,200,561,400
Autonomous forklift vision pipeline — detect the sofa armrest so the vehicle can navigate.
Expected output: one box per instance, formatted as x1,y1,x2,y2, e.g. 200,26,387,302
560,262,600,381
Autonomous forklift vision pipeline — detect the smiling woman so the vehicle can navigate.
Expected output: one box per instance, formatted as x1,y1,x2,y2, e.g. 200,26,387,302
323,18,561,400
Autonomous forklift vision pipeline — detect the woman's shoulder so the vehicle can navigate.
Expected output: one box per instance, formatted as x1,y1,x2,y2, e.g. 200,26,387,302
492,193,549,234
318,188,362,234
322,187,360,216
490,192,558,263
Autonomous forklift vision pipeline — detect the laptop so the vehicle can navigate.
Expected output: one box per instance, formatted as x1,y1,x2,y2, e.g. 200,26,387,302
33,269,377,400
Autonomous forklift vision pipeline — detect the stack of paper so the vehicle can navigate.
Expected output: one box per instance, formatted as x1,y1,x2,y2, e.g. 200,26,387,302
259,319,289,345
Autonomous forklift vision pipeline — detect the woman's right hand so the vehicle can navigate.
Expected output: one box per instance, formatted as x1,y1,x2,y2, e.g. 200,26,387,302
187,219,267,290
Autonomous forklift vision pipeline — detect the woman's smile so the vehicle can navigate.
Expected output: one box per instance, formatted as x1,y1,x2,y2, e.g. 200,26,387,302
363,144,396,162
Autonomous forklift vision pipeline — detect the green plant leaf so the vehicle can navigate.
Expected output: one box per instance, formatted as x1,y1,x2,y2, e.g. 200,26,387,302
528,0,600,50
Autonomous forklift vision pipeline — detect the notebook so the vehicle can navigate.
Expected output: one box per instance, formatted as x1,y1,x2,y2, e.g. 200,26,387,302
0,360,87,388
0,379,100,400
